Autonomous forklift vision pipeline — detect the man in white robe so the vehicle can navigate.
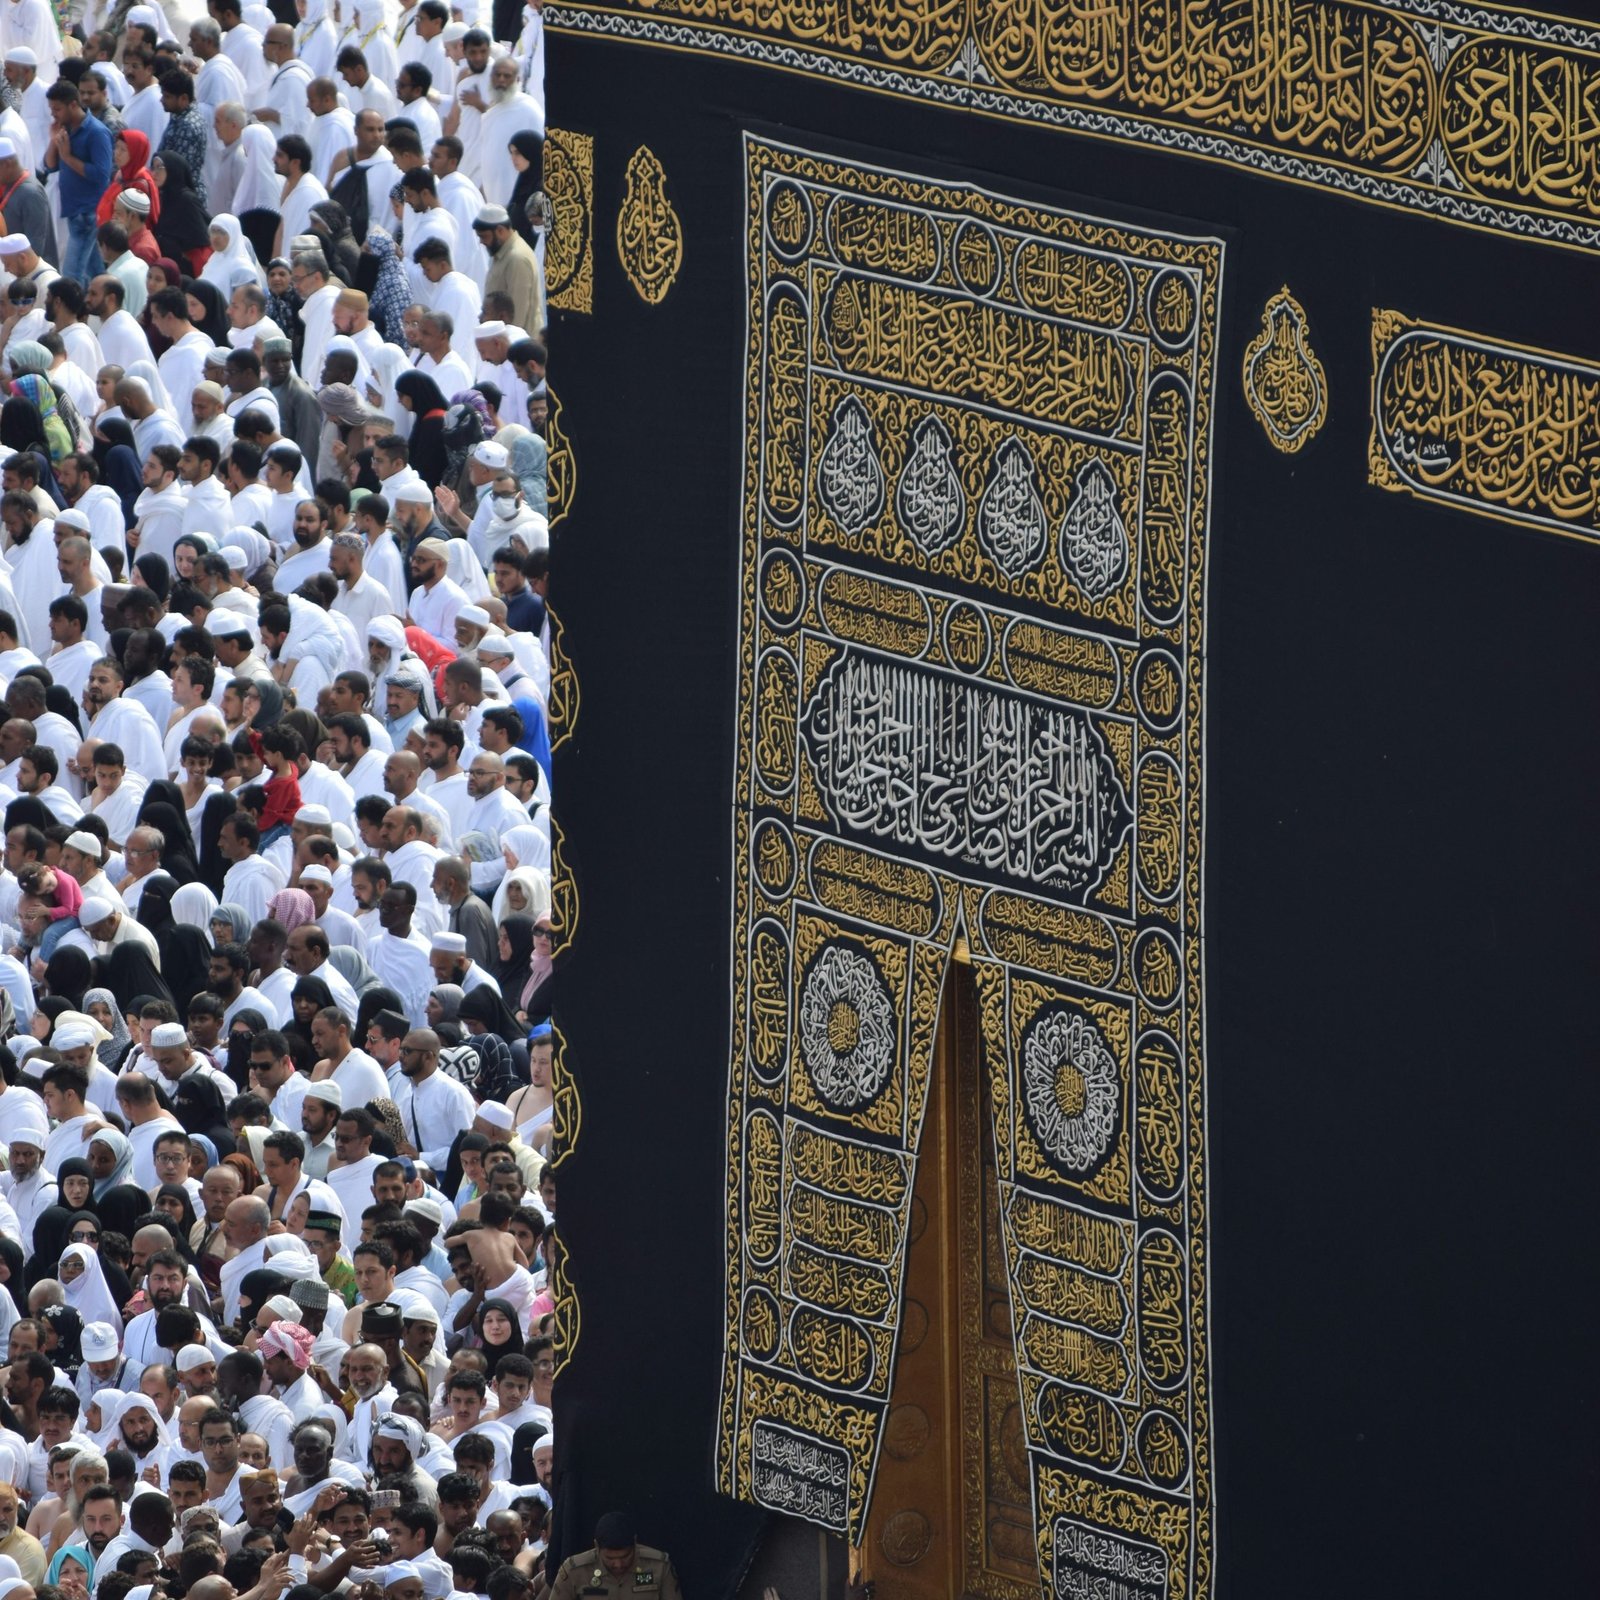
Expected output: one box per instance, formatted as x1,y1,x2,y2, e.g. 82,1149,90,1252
0,7,58,87
474,61,543,206
219,814,287,926
411,242,481,365
254,28,314,140
84,660,168,785
87,276,153,370
191,20,247,112
307,77,356,188
365,882,436,1028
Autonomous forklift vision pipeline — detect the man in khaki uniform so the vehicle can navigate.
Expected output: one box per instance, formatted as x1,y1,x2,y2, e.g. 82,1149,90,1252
546,1513,682,1600
475,204,544,337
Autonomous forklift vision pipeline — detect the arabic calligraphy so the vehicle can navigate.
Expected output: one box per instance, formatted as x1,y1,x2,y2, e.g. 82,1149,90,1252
555,0,1600,254
1370,309,1600,543
801,649,1132,898
542,128,593,314
721,140,1217,1587
616,144,682,304
1242,287,1328,453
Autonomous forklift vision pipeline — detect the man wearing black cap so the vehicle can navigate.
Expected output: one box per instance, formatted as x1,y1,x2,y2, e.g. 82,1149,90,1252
546,1513,681,1600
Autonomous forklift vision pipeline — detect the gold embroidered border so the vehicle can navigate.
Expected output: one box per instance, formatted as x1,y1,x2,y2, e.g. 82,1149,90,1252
1370,309,1600,543
550,0,1600,257
718,135,1218,1597
544,128,595,315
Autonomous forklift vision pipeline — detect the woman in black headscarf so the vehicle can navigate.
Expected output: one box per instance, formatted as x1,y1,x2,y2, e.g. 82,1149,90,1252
151,155,212,271
38,1304,84,1376
197,790,237,897
92,417,144,526
224,1008,270,1092
183,278,230,346
441,1131,489,1209
96,1184,157,1240
25,1206,76,1292
136,874,209,1012
287,976,334,1053
153,1183,200,1254
507,130,544,250
309,200,360,285
509,1420,548,1486
135,790,200,884
354,986,404,1046
496,914,538,1006
394,372,450,487
133,553,172,605
5,795,49,833
101,942,173,1011
43,946,93,1011
54,1159,94,1217
459,985,523,1103
246,679,284,731
0,1236,24,1323
45,684,81,735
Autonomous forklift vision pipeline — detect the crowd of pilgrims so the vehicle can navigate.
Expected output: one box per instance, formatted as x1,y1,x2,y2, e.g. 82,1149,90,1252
0,0,587,1596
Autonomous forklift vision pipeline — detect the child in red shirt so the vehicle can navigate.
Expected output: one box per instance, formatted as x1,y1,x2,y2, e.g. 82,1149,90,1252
254,727,303,847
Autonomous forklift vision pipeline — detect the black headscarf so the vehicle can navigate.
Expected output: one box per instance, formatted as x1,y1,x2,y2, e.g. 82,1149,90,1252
197,789,238,896
44,946,93,1010
496,914,537,997
0,398,47,453
133,552,172,604
152,154,212,258
135,791,200,884
96,1182,156,1239
155,1182,200,1255
136,873,210,1012
507,130,544,248
171,1071,230,1142
249,680,284,731
45,685,81,734
4,796,50,832
101,942,173,1011
25,1205,77,1291
509,1419,548,1484
354,986,404,1046
92,418,144,525
38,1303,84,1374
182,277,230,345
459,982,522,1043
225,1007,270,1091
286,976,334,1052
0,1236,24,1318
476,1296,525,1359
394,372,450,487
309,200,360,285
55,1161,95,1216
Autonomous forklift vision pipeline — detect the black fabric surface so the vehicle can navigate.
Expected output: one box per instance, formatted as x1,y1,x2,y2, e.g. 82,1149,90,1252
547,33,1600,1600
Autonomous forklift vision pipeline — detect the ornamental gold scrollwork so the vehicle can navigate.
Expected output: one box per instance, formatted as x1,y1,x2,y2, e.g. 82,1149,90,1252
545,385,575,530
552,0,1600,257
542,128,594,314
617,145,683,304
1370,309,1600,546
720,139,1217,1595
1242,287,1327,454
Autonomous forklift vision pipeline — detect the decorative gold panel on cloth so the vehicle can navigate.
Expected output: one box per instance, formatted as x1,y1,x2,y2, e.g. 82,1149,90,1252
550,0,1600,257
1370,310,1600,544
719,136,1219,1597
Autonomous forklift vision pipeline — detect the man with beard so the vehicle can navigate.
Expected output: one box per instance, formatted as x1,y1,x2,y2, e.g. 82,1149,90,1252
273,498,335,595
299,1082,342,1182
369,1415,438,1508
475,201,541,337
472,59,542,209
340,1343,397,1470
207,941,275,1032
123,1251,229,1365
282,1419,365,1512
81,660,166,788
77,1485,123,1572
108,1394,173,1483
0,1480,44,1584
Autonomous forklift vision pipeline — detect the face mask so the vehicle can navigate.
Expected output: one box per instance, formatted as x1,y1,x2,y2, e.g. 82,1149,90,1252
492,495,518,517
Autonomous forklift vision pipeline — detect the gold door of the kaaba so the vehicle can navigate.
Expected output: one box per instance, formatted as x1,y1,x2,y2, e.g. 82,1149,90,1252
861,968,1036,1600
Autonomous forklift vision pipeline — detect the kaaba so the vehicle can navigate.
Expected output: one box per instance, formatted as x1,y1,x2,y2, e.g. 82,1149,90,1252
541,4,1600,1597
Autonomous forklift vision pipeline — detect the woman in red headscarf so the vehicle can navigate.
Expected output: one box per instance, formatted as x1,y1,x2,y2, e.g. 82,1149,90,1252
96,130,161,227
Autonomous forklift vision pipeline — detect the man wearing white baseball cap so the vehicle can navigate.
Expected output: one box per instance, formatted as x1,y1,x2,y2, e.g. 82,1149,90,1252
74,1322,144,1414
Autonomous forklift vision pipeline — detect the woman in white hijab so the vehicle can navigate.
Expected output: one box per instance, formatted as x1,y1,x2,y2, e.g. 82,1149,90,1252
200,216,267,294
171,883,219,945
231,126,283,223
491,864,550,926
501,822,550,874
58,1244,122,1330
125,358,172,414
87,1387,127,1447
365,343,412,440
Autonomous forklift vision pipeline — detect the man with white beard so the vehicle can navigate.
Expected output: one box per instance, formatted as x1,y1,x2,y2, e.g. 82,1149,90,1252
474,57,543,205
190,19,246,113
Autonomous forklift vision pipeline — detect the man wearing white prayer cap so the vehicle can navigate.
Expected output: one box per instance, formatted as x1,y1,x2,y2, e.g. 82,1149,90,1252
78,897,161,963
0,138,51,263
1,1109,53,1255
1,49,51,178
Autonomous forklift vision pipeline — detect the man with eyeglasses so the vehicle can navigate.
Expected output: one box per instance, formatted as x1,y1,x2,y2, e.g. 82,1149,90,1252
116,824,165,919
114,1071,186,1190
325,1107,385,1253
150,1129,199,1210
197,1407,247,1521
391,1029,474,1176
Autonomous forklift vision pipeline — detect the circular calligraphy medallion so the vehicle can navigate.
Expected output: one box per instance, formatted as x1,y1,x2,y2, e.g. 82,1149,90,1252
797,943,897,1111
899,1296,929,1354
1147,268,1197,350
941,600,991,674
758,547,806,631
952,219,1002,297
1132,927,1183,1013
1020,1006,1120,1175
880,1510,932,1566
882,1403,931,1461
764,178,813,261
1134,647,1184,734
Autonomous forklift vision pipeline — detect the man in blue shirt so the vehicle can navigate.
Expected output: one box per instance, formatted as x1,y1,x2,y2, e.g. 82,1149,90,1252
40,81,113,288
